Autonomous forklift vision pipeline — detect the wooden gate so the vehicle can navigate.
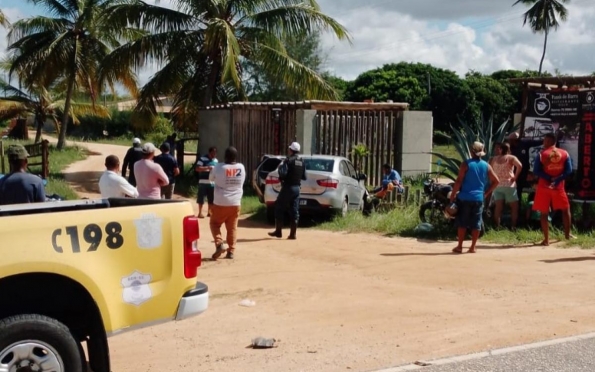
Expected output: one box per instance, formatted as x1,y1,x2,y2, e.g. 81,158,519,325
231,104,297,177
313,109,402,186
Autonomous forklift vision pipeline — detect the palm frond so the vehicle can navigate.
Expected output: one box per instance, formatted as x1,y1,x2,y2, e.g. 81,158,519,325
253,42,337,100
244,2,351,42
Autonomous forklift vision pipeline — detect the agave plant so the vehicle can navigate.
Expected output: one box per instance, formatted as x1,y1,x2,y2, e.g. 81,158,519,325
431,116,518,180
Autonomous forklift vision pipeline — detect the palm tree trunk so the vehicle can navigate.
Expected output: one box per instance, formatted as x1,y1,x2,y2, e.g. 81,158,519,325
57,75,75,150
202,57,221,108
34,115,43,143
57,41,78,150
538,28,549,76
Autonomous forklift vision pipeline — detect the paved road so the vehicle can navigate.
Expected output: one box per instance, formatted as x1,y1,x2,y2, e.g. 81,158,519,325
393,336,595,372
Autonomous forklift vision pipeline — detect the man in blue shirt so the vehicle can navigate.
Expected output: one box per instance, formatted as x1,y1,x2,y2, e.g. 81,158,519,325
154,142,180,199
373,164,404,194
0,144,46,205
450,142,499,254
195,146,218,218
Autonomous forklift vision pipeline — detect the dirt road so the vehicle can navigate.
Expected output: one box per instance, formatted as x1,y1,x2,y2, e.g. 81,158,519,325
42,134,194,199
54,138,595,372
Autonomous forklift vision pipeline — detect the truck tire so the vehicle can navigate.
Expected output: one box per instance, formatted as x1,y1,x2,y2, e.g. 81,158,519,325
0,314,84,372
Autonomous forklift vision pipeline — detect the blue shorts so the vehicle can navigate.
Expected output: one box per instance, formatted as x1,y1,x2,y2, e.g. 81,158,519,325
455,200,484,231
197,183,214,205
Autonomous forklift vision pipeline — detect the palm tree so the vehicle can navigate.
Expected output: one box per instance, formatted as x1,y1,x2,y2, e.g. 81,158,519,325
0,78,111,143
513,0,569,76
0,10,10,27
6,0,141,149
103,0,350,126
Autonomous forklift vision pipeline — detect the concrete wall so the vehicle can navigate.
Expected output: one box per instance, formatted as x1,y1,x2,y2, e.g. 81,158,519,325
296,109,316,155
397,111,433,177
197,110,230,159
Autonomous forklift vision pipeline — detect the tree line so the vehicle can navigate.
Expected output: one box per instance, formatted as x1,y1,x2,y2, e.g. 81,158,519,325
0,0,577,146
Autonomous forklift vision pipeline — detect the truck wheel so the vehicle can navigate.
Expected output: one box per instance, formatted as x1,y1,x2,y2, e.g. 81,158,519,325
0,314,84,372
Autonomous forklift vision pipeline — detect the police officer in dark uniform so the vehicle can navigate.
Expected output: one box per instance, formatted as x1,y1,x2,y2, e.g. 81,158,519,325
269,142,307,240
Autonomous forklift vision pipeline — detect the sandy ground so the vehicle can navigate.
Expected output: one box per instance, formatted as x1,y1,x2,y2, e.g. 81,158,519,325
50,136,595,372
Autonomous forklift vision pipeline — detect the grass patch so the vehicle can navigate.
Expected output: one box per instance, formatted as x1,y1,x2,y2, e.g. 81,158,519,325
431,144,461,174
318,205,455,240
316,203,595,249
1,139,87,200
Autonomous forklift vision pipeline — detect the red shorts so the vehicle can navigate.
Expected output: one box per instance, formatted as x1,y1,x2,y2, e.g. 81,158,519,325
532,187,570,213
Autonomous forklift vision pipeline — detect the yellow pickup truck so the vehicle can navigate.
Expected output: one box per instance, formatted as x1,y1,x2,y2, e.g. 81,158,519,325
0,198,208,372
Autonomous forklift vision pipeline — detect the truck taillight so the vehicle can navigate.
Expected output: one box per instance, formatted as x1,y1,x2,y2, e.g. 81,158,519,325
266,176,280,185
183,216,201,279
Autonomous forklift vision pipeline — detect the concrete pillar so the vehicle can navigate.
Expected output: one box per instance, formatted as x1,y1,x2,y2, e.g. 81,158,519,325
296,109,316,155
397,111,433,177
197,109,231,160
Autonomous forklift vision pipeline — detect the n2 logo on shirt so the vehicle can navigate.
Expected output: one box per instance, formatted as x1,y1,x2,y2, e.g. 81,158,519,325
225,168,242,177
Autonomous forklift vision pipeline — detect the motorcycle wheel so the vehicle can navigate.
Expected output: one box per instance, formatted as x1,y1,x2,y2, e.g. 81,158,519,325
419,201,441,223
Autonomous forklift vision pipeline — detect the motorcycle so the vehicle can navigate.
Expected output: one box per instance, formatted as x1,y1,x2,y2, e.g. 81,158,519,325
418,179,455,223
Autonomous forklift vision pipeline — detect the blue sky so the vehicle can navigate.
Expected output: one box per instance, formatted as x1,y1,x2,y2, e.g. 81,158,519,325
1,0,593,80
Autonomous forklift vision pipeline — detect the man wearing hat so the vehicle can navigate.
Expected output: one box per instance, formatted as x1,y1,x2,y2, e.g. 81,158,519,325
449,142,500,254
154,142,180,199
268,141,307,240
133,143,169,199
0,144,46,205
122,137,143,186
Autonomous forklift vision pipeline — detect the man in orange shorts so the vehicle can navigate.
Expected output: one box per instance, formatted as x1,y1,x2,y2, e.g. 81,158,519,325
532,133,573,245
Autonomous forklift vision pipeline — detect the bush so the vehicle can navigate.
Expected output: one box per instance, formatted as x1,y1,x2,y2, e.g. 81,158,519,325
70,110,175,146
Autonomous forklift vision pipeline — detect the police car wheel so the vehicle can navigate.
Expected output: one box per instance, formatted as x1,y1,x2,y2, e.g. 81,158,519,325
0,314,83,372
340,198,348,218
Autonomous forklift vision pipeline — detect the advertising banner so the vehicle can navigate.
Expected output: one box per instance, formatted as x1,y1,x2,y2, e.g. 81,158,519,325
522,90,581,172
522,89,595,199
577,90,595,199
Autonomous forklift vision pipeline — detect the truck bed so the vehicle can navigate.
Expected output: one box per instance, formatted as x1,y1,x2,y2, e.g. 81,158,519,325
0,198,186,217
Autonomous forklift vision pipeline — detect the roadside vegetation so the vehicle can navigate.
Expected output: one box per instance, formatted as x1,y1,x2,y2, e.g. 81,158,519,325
1,139,87,200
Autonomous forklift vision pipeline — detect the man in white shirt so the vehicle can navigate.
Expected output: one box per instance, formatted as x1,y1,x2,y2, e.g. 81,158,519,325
99,155,139,198
209,146,246,260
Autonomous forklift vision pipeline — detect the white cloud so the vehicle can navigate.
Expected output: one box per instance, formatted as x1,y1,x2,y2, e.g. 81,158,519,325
320,0,595,79
0,7,24,50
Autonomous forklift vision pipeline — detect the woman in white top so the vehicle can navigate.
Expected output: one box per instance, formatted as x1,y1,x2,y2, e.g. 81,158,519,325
489,143,522,229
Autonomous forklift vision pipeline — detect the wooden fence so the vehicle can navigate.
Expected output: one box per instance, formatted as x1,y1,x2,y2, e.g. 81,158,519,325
0,140,49,178
231,107,297,179
313,109,402,186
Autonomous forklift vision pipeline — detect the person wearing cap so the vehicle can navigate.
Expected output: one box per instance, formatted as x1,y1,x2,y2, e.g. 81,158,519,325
98,155,139,198
532,132,574,246
133,143,169,199
122,138,143,186
449,142,499,254
268,141,307,240
0,144,46,205
154,142,180,199
195,146,218,218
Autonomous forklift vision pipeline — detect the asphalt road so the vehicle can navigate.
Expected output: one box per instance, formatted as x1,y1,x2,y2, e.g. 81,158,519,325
411,336,595,372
